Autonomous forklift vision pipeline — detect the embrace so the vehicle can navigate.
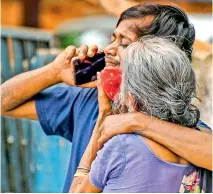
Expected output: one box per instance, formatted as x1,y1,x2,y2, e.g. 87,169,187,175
1,3,212,193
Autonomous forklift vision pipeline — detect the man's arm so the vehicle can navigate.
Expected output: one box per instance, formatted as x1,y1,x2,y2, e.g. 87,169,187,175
98,112,212,170
1,63,60,120
1,45,99,119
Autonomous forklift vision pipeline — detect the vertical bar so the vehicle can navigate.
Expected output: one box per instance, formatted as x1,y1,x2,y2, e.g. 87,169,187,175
3,118,20,192
20,119,35,192
6,117,23,192
26,120,34,192
29,54,41,70
23,0,39,28
16,119,29,192
30,121,39,192
1,118,10,192
13,39,24,75
1,37,12,82
25,40,37,70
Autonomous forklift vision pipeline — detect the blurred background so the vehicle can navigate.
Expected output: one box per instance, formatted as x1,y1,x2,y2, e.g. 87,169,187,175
1,0,212,192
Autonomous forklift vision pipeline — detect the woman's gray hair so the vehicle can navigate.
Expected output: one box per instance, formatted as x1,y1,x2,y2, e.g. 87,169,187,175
113,36,200,127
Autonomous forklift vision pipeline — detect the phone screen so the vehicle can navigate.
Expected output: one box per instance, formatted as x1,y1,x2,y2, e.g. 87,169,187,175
75,52,105,85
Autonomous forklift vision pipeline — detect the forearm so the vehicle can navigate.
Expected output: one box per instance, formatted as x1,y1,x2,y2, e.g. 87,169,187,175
133,112,212,170
1,62,60,113
69,176,85,193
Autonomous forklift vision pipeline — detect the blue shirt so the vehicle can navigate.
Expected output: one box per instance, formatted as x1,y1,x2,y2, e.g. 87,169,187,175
35,86,211,192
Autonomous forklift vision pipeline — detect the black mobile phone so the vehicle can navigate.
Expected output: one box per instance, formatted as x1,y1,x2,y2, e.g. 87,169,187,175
75,52,105,85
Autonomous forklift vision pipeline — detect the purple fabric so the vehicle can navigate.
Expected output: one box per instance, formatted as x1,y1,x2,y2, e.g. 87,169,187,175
89,133,191,193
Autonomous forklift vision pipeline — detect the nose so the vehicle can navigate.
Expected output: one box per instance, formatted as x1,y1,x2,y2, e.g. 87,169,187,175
104,42,117,57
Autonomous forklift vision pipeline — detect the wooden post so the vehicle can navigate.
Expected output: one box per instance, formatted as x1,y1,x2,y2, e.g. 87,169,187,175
23,0,40,27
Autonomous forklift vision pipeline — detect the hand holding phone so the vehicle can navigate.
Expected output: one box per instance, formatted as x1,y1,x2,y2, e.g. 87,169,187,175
75,52,105,85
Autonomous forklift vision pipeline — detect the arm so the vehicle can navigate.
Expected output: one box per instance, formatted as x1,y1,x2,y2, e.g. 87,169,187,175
1,63,60,120
137,113,212,170
1,45,99,119
98,112,212,170
69,72,111,193
69,113,105,193
69,175,101,193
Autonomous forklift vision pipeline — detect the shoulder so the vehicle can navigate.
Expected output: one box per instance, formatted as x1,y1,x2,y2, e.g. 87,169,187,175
113,134,188,165
100,135,124,154
96,135,127,165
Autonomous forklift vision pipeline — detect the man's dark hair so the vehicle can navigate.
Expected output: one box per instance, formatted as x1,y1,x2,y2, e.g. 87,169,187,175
117,4,195,61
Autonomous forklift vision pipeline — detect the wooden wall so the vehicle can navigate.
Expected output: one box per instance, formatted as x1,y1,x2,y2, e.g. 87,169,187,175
1,0,212,30
1,0,107,29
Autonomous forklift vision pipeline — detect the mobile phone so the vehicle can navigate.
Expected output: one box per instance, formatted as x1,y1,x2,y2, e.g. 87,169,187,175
75,52,105,85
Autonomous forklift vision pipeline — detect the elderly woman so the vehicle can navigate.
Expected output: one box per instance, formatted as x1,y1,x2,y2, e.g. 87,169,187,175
69,36,208,193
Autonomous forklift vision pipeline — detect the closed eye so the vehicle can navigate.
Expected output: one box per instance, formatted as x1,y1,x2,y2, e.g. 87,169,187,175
120,43,129,48
110,36,116,43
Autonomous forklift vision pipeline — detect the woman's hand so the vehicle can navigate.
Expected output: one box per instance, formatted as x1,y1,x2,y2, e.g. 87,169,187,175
97,72,112,116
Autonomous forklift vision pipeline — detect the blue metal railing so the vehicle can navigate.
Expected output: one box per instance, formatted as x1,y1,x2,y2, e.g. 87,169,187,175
1,26,71,193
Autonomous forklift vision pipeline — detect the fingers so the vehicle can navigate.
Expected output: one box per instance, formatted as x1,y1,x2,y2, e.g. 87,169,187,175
97,132,108,150
97,71,107,98
65,46,77,63
65,44,99,63
77,45,98,60
70,57,78,85
78,45,88,60
87,45,98,57
97,124,105,149
96,72,102,91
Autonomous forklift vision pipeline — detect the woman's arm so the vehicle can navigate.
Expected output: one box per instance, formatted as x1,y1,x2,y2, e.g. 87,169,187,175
98,112,212,170
69,113,107,193
69,175,101,193
69,72,111,193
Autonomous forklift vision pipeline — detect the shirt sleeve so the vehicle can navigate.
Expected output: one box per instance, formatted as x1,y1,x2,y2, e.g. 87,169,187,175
89,135,126,190
35,85,85,141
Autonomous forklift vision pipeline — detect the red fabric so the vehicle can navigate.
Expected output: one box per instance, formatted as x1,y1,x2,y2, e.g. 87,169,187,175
101,69,122,101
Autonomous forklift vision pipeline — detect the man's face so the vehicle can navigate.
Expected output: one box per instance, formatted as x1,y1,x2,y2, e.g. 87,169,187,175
104,17,153,67
104,19,139,67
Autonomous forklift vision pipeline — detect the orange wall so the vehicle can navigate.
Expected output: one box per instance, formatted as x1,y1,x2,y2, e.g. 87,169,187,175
1,0,107,29
1,0,212,30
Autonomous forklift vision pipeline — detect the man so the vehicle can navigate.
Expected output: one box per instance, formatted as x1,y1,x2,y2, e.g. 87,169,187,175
1,4,212,192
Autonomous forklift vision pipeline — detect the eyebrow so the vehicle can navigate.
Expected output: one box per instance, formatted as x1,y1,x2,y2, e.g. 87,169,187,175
112,32,132,41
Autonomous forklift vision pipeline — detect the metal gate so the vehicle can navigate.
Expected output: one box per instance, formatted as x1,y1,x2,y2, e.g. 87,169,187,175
1,26,71,192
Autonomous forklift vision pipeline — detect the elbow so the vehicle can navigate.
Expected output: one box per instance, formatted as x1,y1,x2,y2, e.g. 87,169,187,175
1,104,8,116
1,99,10,116
0,100,13,117
0,89,10,115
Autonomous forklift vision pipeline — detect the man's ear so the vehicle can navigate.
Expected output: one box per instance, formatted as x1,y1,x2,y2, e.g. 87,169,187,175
128,92,137,111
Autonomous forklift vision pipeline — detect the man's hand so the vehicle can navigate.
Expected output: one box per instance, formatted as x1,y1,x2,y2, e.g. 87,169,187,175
98,112,141,148
51,44,99,87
